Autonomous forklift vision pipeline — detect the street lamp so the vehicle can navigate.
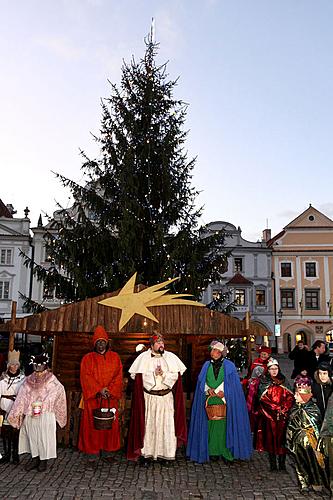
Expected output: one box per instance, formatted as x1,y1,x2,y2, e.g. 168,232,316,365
278,309,283,322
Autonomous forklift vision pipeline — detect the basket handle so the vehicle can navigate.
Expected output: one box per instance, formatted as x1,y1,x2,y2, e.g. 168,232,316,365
205,394,224,408
96,394,111,409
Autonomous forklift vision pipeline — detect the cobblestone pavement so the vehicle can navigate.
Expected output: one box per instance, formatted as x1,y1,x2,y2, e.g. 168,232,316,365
0,355,331,500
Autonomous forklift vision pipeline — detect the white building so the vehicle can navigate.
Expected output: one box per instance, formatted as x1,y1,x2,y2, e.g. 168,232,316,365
0,201,32,321
202,221,274,344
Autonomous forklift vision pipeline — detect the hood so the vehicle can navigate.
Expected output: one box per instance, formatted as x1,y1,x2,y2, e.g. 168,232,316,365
93,325,109,345
314,370,332,386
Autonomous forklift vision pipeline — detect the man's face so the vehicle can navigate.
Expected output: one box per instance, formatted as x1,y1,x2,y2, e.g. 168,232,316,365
95,339,107,354
152,340,164,354
268,365,279,378
260,351,269,361
210,348,222,361
8,363,19,374
318,370,330,384
298,342,304,350
316,343,326,355
33,363,47,373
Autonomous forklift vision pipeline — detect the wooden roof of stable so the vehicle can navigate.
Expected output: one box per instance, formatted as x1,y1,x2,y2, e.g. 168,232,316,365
0,289,267,338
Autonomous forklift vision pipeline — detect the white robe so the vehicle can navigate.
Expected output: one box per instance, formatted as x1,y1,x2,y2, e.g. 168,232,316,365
129,350,186,460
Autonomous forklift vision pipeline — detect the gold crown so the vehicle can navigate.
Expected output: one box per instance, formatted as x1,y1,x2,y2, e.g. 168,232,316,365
7,350,20,365
297,385,311,394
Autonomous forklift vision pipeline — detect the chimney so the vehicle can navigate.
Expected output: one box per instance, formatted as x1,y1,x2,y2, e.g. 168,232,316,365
262,228,271,242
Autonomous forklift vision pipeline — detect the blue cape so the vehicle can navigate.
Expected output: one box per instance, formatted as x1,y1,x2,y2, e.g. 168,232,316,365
186,359,253,463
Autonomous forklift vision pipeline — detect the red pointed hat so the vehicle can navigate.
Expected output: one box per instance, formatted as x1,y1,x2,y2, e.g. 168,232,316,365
93,325,109,345
258,345,272,354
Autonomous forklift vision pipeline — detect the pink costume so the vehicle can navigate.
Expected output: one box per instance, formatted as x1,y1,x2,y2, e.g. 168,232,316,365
8,371,66,460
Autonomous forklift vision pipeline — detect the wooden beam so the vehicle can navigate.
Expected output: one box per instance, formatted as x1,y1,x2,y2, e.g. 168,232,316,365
8,301,17,351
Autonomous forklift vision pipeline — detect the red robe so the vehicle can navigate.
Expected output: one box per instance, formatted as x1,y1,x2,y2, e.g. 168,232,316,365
126,373,187,461
78,350,123,454
255,378,294,455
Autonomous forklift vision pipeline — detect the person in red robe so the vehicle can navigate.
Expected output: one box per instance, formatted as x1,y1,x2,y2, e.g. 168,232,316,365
78,325,123,463
254,357,294,472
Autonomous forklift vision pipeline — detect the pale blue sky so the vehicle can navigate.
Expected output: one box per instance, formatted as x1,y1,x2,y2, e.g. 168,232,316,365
1,0,333,241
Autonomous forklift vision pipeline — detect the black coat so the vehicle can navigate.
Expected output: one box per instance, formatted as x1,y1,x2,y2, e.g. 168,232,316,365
288,346,310,378
307,351,330,379
311,372,333,418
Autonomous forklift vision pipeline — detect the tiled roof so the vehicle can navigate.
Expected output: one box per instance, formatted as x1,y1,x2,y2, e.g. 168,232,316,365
0,199,13,218
226,273,253,285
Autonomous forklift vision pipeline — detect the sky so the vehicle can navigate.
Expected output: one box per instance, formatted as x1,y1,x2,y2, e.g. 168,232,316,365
1,0,333,242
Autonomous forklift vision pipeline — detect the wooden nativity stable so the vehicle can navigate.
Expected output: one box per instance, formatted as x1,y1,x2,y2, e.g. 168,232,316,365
0,284,267,447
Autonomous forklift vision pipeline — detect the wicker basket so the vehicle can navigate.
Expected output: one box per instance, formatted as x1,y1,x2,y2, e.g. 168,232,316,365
205,396,226,420
93,396,115,430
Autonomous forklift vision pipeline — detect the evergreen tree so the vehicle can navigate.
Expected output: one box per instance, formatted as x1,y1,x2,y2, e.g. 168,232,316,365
23,36,229,302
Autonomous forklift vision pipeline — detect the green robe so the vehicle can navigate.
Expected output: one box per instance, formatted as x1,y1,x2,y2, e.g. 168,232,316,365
206,364,233,460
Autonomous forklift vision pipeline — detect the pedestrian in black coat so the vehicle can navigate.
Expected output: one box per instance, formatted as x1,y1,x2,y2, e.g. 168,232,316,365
289,340,310,379
307,341,330,379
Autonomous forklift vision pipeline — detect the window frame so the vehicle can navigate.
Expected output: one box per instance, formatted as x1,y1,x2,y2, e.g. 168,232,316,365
0,280,10,300
280,262,292,278
234,257,243,273
0,248,13,265
304,289,320,310
234,288,246,306
280,288,295,309
255,289,266,306
305,262,317,278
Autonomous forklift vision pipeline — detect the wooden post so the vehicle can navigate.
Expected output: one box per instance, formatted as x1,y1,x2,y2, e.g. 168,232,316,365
8,301,17,352
245,311,252,367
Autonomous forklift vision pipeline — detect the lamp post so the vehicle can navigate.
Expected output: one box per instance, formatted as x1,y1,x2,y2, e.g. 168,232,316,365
278,308,283,322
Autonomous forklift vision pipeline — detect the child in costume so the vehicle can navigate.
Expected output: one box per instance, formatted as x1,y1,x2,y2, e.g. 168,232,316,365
286,377,328,492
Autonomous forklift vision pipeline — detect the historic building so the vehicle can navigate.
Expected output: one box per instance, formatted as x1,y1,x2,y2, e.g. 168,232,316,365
269,205,333,353
202,221,274,344
0,200,32,321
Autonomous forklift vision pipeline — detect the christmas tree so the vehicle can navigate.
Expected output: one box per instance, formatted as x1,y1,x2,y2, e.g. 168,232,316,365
23,35,229,303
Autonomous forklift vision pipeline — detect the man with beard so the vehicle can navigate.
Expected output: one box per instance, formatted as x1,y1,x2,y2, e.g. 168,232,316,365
127,333,187,465
187,340,252,464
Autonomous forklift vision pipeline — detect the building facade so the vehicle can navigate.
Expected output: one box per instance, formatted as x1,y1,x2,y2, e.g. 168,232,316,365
202,221,274,343
0,201,32,321
269,205,333,353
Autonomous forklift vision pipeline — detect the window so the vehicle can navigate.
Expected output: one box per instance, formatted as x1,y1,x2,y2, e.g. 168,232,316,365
235,289,245,306
305,289,320,310
234,258,243,273
0,249,12,265
280,289,295,309
281,262,292,277
256,290,266,306
305,262,317,278
0,280,10,299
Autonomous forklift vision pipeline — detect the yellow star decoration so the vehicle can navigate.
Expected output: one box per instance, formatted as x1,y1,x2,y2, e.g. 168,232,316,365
98,272,204,330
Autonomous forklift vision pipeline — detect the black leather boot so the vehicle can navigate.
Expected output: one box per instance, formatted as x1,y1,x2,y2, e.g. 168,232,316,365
25,456,40,471
268,453,277,471
38,460,47,472
278,454,286,471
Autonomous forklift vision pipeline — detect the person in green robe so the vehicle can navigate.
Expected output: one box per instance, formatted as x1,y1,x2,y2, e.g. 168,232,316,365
205,340,234,462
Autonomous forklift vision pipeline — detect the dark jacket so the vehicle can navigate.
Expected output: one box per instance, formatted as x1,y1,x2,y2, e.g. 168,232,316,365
288,346,310,378
312,370,333,418
307,351,330,379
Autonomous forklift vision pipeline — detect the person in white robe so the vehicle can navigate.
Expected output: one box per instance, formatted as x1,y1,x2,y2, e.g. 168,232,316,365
8,352,67,472
128,333,186,465
0,350,25,464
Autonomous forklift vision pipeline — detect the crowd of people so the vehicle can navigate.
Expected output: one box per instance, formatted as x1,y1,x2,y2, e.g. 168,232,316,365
1,328,333,496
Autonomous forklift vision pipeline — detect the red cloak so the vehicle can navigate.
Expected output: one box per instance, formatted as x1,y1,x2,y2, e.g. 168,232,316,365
126,373,187,461
78,348,123,455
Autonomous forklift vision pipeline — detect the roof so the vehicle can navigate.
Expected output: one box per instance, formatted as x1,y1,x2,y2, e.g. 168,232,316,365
226,273,253,286
0,199,13,218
